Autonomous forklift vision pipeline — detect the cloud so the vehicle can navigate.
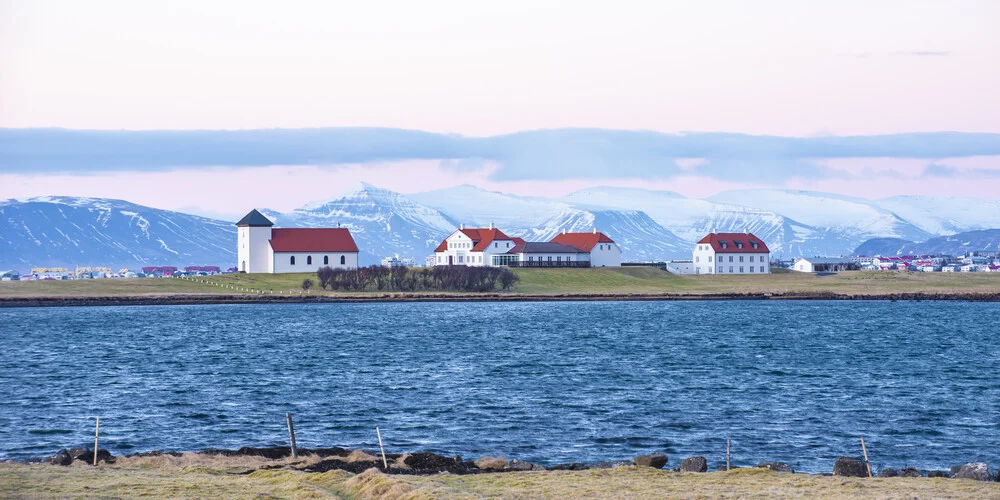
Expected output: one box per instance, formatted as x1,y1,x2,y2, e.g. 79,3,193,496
894,51,951,57
924,163,1000,179
2,128,1000,186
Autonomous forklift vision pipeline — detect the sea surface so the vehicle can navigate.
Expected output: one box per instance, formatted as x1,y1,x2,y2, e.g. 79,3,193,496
1,301,998,473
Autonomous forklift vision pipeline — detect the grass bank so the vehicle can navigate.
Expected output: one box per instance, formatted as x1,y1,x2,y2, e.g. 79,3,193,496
2,461,998,499
1,268,999,300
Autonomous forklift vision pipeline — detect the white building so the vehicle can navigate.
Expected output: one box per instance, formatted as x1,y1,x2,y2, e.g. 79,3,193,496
504,242,590,267
666,260,694,274
692,232,771,274
550,229,621,267
236,209,359,273
792,257,857,273
381,255,417,268
433,225,521,267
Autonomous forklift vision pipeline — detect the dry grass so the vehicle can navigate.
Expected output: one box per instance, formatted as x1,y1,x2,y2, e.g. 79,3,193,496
3,462,999,499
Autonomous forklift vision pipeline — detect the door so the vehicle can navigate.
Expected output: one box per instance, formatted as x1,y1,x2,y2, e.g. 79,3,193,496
448,255,453,265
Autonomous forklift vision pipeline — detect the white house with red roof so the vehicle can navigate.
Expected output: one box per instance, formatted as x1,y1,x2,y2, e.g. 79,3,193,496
692,232,770,274
236,209,359,273
433,224,523,266
550,229,621,267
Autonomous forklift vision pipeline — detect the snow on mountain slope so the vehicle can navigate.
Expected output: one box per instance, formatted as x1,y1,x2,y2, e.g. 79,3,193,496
281,183,458,264
0,197,235,270
409,184,575,229
854,229,1000,256
708,189,933,242
522,209,691,261
872,196,1000,236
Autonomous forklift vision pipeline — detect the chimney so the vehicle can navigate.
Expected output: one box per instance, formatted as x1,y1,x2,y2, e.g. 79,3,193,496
744,229,748,234
460,223,465,230
593,228,597,234
562,229,567,235
489,222,494,230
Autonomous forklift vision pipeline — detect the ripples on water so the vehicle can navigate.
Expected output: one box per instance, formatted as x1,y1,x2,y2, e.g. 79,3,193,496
1,301,998,472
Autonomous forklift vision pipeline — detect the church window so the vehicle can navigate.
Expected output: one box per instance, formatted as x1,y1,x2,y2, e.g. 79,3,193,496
290,256,295,265
324,256,329,265
307,256,312,265
340,255,346,265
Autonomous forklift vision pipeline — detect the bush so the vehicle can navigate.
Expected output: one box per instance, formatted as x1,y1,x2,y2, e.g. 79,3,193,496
315,265,517,292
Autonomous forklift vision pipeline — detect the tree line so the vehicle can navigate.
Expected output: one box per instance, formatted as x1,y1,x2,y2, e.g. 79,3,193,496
315,265,519,292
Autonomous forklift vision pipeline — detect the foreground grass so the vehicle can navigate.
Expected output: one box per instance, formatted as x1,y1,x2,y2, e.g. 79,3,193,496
2,462,998,499
2,268,999,299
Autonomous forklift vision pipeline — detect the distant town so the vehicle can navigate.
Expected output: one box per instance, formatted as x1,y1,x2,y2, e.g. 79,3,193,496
3,209,998,282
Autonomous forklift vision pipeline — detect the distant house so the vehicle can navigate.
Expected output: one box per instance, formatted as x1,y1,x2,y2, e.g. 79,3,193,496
550,229,621,267
792,257,858,273
433,224,522,267
692,232,770,275
0,270,20,281
236,209,359,273
506,242,590,267
666,261,694,274
381,255,416,268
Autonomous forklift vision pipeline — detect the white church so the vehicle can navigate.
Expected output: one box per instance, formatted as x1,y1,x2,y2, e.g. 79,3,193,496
236,209,359,273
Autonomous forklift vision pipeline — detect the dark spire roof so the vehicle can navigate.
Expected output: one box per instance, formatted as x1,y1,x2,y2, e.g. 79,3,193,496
235,209,274,227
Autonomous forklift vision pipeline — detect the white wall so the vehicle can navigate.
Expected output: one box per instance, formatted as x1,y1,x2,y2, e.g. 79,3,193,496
590,243,621,267
692,243,770,275
666,261,693,274
238,226,272,273
515,252,588,263
435,230,516,267
793,259,814,272
271,252,358,273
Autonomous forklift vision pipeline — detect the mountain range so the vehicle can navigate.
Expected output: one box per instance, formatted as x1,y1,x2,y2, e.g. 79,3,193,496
2,185,998,270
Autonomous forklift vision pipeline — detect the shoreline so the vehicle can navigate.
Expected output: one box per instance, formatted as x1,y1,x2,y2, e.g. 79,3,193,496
2,290,1000,307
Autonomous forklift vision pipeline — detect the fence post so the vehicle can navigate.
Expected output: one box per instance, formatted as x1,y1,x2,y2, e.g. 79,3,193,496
286,412,297,459
860,436,872,478
93,417,100,465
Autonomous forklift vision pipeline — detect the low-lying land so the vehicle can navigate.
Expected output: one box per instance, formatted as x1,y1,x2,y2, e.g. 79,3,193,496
2,268,999,306
3,452,998,499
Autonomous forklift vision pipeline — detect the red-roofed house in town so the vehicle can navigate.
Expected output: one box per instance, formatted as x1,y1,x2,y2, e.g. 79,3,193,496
236,209,359,273
433,224,523,266
692,232,770,274
550,229,621,267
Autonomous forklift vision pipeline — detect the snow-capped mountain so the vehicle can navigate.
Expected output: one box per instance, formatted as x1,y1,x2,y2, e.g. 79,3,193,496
871,196,1000,236
0,197,235,270
853,229,1000,256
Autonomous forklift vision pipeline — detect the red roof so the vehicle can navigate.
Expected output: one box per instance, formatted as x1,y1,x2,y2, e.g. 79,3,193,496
696,233,769,253
550,232,615,252
269,228,358,252
434,228,513,252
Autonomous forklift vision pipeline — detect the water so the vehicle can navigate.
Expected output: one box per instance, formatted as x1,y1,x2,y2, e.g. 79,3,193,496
1,301,997,473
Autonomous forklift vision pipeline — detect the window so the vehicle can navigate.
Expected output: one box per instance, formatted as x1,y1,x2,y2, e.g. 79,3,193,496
729,256,733,262
748,256,753,262
495,242,498,248
341,255,346,265
290,256,295,265
695,256,700,262
324,256,329,265
529,256,534,261
760,266,765,273
307,256,312,265
720,242,727,249
740,266,744,272
548,256,552,262
748,266,753,272
752,242,759,249
739,256,744,262
709,256,713,262
729,266,733,272
507,242,510,248
718,266,723,273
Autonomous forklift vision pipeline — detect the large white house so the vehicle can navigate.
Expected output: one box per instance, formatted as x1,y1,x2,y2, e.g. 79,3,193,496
550,230,621,267
433,225,522,266
692,232,770,274
236,209,359,273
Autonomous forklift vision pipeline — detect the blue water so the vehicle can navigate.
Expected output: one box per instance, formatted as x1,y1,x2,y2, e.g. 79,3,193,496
1,301,997,473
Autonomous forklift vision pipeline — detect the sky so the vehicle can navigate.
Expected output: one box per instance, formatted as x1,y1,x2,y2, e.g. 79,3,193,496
1,0,999,216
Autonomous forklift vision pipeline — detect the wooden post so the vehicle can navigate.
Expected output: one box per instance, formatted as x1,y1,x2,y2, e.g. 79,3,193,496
286,413,297,459
726,439,731,471
93,417,100,466
376,427,388,469
860,436,872,478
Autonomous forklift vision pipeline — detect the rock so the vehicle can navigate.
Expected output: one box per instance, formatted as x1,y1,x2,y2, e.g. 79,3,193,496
951,462,993,481
756,462,794,473
68,447,88,460
927,470,949,478
716,465,740,471
77,449,114,465
548,462,590,471
43,449,73,466
403,452,454,470
950,465,964,476
678,456,707,473
833,457,869,477
474,456,508,471
591,460,633,469
899,468,922,478
453,455,462,464
877,467,898,478
634,452,668,469
505,459,546,471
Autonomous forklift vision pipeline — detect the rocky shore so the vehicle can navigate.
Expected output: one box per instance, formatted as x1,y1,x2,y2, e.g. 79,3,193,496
19,446,1000,482
3,290,1000,308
